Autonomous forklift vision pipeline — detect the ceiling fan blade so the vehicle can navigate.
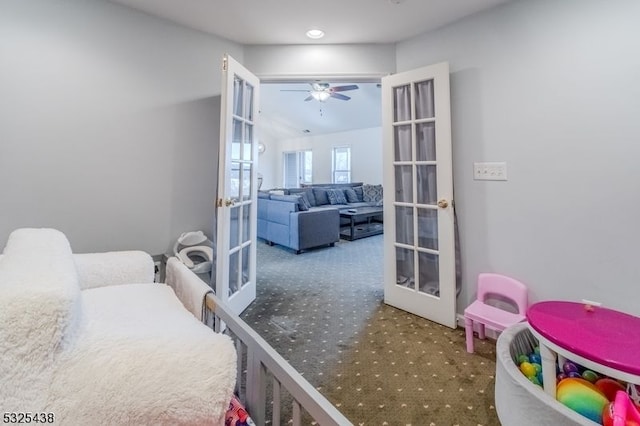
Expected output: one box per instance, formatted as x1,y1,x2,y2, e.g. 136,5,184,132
304,95,314,101
280,89,312,92
331,93,351,101
331,84,359,92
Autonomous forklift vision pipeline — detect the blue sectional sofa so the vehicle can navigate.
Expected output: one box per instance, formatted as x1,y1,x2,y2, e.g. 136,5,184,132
257,182,383,253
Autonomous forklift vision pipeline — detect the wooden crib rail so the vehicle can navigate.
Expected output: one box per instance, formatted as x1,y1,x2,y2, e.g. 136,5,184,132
205,293,352,426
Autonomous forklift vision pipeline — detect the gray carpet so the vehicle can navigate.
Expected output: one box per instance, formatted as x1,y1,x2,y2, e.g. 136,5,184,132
241,235,499,425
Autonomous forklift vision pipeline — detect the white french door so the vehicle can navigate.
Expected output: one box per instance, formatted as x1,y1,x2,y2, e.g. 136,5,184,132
215,54,260,315
382,62,457,328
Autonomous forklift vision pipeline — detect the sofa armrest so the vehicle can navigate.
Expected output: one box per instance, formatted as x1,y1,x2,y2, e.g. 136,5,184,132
290,208,340,251
74,251,154,290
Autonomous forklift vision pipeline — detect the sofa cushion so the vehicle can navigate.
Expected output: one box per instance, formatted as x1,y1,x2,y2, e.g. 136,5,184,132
312,187,330,206
363,184,383,203
289,188,317,207
344,188,359,203
326,188,347,205
353,186,365,202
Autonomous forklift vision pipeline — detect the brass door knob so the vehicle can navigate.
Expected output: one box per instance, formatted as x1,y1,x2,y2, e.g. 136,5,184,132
437,199,449,208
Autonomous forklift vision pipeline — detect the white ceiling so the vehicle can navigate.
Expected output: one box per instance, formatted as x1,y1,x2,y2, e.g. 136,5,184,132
260,82,382,137
107,0,511,136
108,0,511,45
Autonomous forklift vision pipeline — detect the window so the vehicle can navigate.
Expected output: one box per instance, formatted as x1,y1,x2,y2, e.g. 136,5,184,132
283,150,312,188
332,146,351,183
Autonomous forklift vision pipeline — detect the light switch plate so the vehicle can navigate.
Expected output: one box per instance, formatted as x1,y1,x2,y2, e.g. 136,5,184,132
473,162,507,181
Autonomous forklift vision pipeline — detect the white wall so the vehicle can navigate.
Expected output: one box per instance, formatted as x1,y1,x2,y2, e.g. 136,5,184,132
396,0,640,315
0,0,242,254
266,127,383,188
260,127,382,189
244,44,395,79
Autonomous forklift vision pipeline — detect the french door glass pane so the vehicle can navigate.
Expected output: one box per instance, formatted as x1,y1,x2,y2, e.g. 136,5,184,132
393,85,411,122
418,251,439,296
241,163,251,201
232,119,242,160
243,123,253,161
233,76,244,117
415,80,435,120
242,205,251,243
395,246,414,288
395,206,413,246
394,165,413,203
241,245,250,286
229,250,239,295
230,162,240,200
416,165,437,205
229,206,240,249
417,208,438,250
416,122,436,161
245,84,254,121
394,124,412,161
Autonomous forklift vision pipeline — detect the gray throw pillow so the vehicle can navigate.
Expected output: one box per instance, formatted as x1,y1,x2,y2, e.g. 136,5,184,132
298,192,312,210
353,186,364,202
344,188,359,203
326,188,347,205
312,187,330,205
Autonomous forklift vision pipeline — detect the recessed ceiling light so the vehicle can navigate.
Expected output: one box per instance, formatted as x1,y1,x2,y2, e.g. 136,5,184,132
306,29,325,39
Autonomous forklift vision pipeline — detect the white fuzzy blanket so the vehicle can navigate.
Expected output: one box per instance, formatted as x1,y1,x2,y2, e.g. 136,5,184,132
165,257,213,321
0,228,237,425
50,284,237,425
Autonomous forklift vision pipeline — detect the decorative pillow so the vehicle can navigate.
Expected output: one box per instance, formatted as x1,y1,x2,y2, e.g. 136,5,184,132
353,186,364,202
298,192,312,210
312,187,330,206
289,188,317,207
363,184,383,203
326,188,347,205
344,188,359,203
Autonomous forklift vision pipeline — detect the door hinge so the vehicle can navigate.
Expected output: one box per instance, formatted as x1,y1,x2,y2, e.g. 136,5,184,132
222,56,228,71
216,198,223,207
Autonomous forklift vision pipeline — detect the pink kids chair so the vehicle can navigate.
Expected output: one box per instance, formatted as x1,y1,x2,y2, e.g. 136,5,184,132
464,273,528,353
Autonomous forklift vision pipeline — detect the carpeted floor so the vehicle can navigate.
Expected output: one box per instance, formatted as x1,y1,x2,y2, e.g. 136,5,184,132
241,235,500,425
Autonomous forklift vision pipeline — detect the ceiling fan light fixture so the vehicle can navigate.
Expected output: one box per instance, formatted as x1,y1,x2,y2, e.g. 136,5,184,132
311,91,331,102
306,29,325,39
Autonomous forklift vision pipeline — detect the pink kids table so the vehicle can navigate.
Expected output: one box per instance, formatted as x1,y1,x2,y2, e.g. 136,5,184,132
526,301,640,398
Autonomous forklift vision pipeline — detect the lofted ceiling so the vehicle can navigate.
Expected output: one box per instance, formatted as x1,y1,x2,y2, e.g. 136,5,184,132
107,0,511,136
260,82,382,137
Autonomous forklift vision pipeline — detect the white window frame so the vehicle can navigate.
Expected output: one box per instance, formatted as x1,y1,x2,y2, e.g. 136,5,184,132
331,146,351,183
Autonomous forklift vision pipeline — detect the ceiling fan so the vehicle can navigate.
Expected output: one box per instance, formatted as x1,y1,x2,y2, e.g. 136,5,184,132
282,83,359,102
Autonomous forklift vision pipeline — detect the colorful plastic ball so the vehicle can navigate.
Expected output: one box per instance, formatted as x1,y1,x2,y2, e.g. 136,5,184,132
595,378,626,401
532,363,542,375
534,346,540,355
557,372,568,383
568,371,582,379
581,370,599,383
517,354,529,365
529,353,542,364
557,378,608,424
529,375,541,386
563,361,579,375
520,362,537,378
